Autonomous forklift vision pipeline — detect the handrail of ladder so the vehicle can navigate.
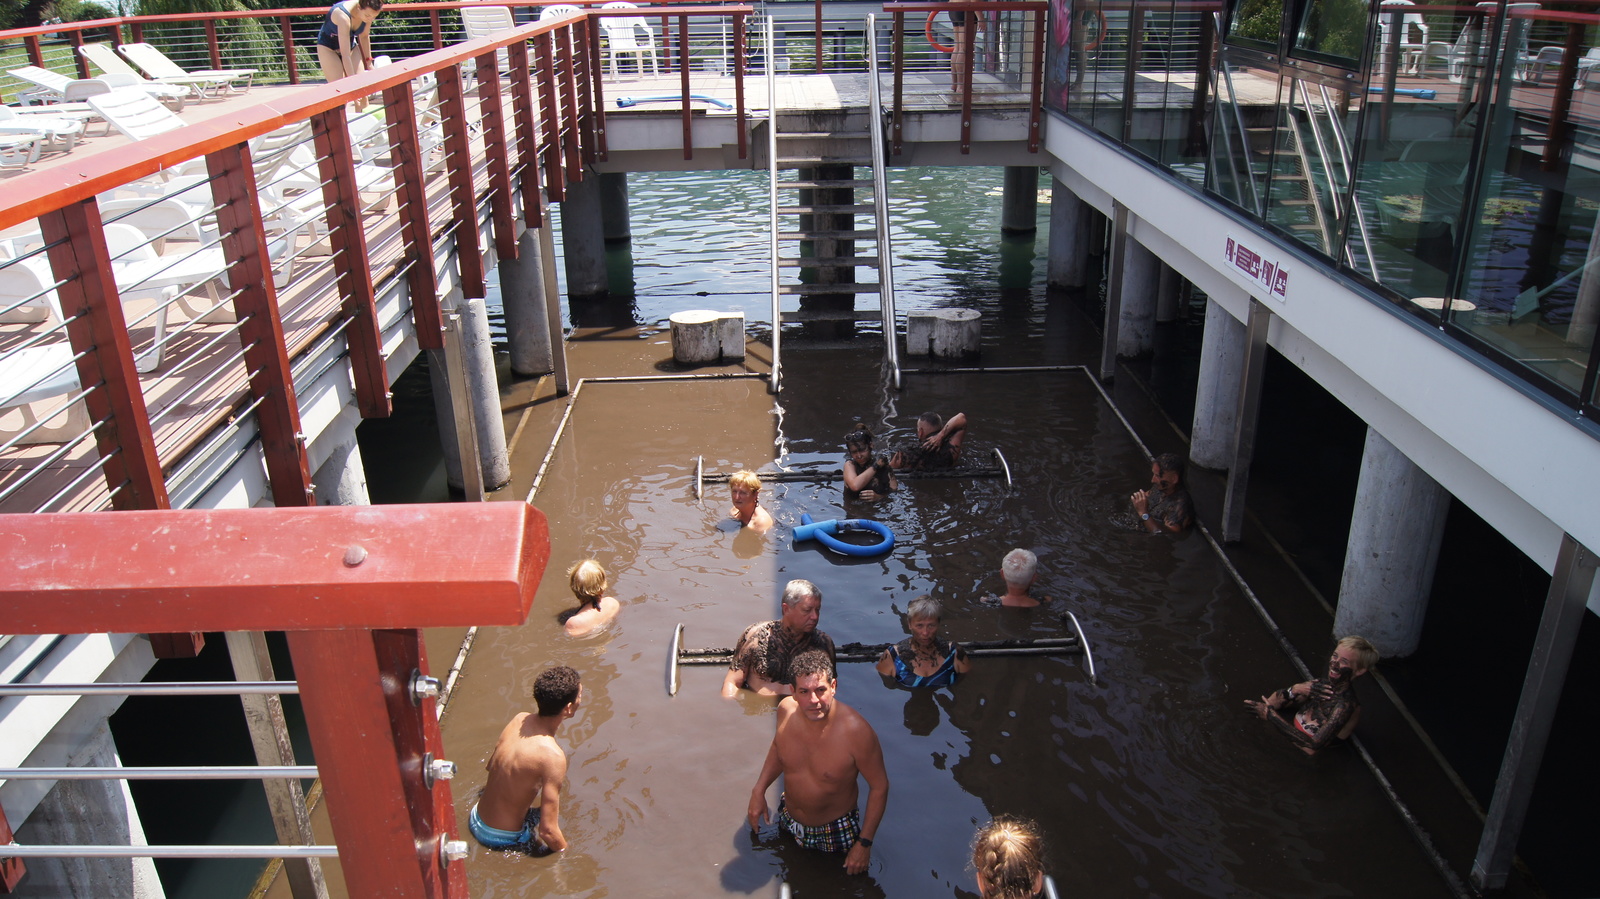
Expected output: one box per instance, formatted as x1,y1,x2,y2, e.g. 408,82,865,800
766,14,783,394
866,14,902,390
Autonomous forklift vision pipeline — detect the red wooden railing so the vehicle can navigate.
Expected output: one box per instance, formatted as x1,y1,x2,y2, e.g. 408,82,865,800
0,501,551,897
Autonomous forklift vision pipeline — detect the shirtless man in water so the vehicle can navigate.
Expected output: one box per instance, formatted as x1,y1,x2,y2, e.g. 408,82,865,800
748,654,889,874
1244,636,1378,755
722,579,837,697
728,469,775,535
470,666,581,854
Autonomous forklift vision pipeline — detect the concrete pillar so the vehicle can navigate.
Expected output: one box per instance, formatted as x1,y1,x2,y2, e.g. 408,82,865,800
1189,298,1247,470
1155,263,1181,322
1000,165,1040,235
1116,236,1160,358
311,432,370,506
1047,179,1089,289
10,722,165,899
428,296,511,492
599,172,631,243
560,173,608,299
1333,427,1451,658
499,225,555,377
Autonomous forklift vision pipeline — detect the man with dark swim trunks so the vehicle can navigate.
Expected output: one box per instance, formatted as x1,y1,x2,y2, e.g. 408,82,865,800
471,666,581,854
722,579,837,697
891,411,968,471
1244,636,1378,755
748,654,889,874
1131,452,1193,534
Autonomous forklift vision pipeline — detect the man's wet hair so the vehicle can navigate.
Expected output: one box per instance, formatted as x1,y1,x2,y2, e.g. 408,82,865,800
533,665,581,716
781,578,820,608
845,420,875,451
1002,548,1037,589
906,595,942,623
1153,452,1186,482
790,651,835,685
1337,635,1379,672
918,412,944,430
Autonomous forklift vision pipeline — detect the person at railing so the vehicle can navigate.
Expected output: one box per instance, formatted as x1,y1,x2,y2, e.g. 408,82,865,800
722,579,837,698
1130,452,1192,534
875,595,970,687
470,665,582,855
842,420,897,499
747,652,889,875
560,559,622,637
948,2,981,95
1244,636,1378,756
316,0,384,109
891,411,968,470
728,469,776,534
972,815,1049,898
984,548,1046,608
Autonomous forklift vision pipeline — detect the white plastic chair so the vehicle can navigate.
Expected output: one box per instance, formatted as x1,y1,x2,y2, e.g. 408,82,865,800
79,43,212,102
8,64,186,110
539,5,583,22
599,1,659,76
1376,0,1429,76
0,105,86,151
118,42,255,96
85,89,188,142
460,3,517,73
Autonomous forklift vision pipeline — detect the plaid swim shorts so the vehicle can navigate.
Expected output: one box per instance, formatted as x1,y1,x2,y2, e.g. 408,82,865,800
777,798,861,853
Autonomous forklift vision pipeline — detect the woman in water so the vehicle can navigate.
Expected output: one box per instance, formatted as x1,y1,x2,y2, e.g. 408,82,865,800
316,0,383,108
875,596,970,688
727,469,775,534
973,815,1048,898
560,560,621,637
842,420,896,499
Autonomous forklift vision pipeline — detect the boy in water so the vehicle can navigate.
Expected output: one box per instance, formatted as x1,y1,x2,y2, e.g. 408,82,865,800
560,560,621,637
1244,636,1378,755
470,666,581,854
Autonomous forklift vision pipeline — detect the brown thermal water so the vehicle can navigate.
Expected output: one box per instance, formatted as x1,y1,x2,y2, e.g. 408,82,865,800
440,348,1452,899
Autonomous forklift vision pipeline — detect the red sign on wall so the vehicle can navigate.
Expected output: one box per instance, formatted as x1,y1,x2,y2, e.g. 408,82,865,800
1225,234,1290,301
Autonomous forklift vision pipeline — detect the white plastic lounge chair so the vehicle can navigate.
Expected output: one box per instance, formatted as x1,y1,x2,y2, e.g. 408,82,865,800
599,2,659,76
0,133,46,169
9,64,187,110
539,5,583,21
460,3,516,73
0,106,86,151
86,89,187,141
0,342,90,447
79,43,215,101
118,42,256,96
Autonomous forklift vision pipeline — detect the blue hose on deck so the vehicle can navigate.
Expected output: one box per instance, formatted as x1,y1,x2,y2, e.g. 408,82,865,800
616,94,733,110
793,513,895,557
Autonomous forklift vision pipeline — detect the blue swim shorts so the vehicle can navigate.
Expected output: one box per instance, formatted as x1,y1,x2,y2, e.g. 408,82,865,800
468,803,551,855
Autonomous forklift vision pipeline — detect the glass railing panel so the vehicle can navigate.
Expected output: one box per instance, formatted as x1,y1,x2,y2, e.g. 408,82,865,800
1206,51,1277,215
1127,0,1211,183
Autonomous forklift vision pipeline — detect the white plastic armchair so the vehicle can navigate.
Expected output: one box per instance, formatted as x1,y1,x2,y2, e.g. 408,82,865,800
599,1,659,76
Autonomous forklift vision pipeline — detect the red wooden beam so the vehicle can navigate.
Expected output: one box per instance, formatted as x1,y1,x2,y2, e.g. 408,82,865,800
734,11,747,159
508,39,545,228
535,31,566,203
476,53,519,262
311,105,392,419
207,142,316,509
556,25,583,181
382,81,445,349
1027,6,1043,153
24,34,44,67
437,65,486,299
678,15,692,160
281,17,300,84
204,19,222,70
0,503,550,633
583,17,607,162
893,10,905,155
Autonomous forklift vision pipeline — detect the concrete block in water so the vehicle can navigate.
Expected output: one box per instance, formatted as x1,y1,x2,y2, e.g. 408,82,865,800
906,308,981,359
670,310,746,363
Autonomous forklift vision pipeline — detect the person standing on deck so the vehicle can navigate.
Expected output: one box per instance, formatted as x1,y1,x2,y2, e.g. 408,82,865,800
469,666,581,854
728,469,776,535
1244,636,1378,755
1130,452,1193,534
748,654,889,874
722,579,837,697
315,0,383,109
891,411,968,470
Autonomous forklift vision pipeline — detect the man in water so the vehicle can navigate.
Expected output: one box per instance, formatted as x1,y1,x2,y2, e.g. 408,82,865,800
722,579,837,697
470,665,581,854
1131,452,1193,534
747,654,889,874
1244,636,1378,755
892,411,968,470
728,469,775,535
990,548,1044,608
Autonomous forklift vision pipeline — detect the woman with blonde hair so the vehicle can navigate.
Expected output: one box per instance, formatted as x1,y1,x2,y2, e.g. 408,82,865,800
973,815,1047,898
561,560,620,637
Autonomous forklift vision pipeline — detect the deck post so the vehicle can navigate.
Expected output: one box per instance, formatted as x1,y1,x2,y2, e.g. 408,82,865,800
1189,297,1247,470
1000,166,1039,235
1116,235,1159,358
1046,178,1089,289
502,224,555,377
1098,200,1128,381
561,172,609,299
600,172,631,243
1221,297,1271,543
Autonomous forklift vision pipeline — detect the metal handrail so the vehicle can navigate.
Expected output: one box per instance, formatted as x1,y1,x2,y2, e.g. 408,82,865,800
866,14,902,391
0,766,319,779
0,681,298,696
766,14,782,394
0,844,340,859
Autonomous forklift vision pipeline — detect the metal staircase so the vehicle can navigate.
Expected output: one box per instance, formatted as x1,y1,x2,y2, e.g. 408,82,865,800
765,15,900,393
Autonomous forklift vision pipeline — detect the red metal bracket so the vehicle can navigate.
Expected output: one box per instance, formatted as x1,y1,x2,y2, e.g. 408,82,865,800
1,804,26,891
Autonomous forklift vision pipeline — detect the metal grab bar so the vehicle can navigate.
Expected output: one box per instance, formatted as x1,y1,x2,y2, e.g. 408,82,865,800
0,845,340,859
0,681,299,696
0,766,319,780
866,14,902,391
766,14,783,394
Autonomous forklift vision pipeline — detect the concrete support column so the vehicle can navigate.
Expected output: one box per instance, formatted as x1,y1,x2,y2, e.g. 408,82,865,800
1117,236,1160,358
560,173,608,299
1190,297,1247,470
10,722,165,899
1333,427,1451,658
599,172,631,243
499,224,555,377
311,432,370,506
1047,179,1089,289
1220,298,1271,542
429,296,511,493
1000,165,1040,235
1155,263,1182,322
